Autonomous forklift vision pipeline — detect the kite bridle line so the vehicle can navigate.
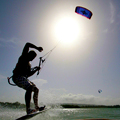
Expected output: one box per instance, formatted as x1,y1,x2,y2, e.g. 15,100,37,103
37,40,61,75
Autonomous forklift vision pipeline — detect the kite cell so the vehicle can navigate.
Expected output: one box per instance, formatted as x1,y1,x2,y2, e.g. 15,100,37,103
75,6,93,19
98,89,102,93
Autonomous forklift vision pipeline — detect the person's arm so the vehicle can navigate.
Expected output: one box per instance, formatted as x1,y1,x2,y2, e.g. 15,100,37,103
22,42,43,56
27,66,40,77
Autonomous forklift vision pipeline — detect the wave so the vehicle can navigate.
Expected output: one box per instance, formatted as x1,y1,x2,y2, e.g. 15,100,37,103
0,102,25,109
0,102,120,109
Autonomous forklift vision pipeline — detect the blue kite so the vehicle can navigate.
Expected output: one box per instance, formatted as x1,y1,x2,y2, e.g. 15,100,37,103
75,6,93,19
98,89,102,93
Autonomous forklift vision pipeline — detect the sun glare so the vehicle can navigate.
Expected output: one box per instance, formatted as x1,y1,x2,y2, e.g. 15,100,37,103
53,17,80,45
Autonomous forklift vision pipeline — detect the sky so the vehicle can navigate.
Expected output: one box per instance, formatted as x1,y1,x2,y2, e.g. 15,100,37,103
0,0,120,105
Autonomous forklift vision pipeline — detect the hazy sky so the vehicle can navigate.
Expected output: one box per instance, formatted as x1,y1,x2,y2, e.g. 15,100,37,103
0,0,120,105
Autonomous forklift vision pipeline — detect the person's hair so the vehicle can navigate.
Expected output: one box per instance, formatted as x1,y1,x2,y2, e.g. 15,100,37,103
28,50,37,61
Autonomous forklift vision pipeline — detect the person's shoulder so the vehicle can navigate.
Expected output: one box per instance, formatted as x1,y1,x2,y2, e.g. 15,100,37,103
19,54,28,61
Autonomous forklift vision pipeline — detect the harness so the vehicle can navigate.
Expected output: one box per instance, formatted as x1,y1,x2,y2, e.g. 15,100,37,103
7,76,16,86
7,57,45,86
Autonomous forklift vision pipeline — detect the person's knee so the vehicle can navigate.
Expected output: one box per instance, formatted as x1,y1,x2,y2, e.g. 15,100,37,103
34,87,39,93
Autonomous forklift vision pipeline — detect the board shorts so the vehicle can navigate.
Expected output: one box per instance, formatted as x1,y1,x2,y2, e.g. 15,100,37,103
12,75,36,90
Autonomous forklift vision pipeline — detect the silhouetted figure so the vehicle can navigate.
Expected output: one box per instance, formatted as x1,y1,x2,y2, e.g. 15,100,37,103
12,42,45,114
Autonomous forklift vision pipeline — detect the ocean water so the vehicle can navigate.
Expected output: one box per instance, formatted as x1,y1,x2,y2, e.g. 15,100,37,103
0,106,120,120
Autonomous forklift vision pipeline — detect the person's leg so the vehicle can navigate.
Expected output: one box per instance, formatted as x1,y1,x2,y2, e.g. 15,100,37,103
33,87,45,111
33,87,39,110
12,76,37,114
25,85,32,113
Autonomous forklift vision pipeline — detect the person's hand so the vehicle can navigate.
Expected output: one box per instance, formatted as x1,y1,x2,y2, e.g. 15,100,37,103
37,47,43,52
34,66,41,71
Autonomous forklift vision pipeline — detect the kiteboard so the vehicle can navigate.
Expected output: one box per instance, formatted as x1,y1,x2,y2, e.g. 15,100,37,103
16,107,48,120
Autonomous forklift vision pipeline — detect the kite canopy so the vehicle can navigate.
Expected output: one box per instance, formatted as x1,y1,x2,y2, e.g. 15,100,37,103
98,89,102,93
75,6,93,19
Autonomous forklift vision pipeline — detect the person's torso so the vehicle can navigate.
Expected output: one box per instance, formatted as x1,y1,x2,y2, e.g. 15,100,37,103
13,55,31,77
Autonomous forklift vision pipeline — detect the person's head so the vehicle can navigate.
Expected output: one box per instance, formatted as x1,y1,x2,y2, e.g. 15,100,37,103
28,50,37,61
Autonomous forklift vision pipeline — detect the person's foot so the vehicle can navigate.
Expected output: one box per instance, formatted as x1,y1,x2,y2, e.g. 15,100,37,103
27,108,37,114
37,105,46,111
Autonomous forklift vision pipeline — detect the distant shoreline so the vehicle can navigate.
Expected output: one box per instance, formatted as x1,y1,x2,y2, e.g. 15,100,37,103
0,101,26,108
0,102,120,108
60,103,120,108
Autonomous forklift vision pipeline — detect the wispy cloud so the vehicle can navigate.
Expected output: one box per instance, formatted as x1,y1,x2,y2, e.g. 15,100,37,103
38,89,120,105
110,1,115,24
7,37,20,44
0,38,5,42
0,74,6,81
59,93,112,105
103,29,108,33
32,79,47,86
0,37,23,47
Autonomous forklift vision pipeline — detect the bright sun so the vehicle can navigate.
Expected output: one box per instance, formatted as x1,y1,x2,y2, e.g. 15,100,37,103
53,17,80,45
